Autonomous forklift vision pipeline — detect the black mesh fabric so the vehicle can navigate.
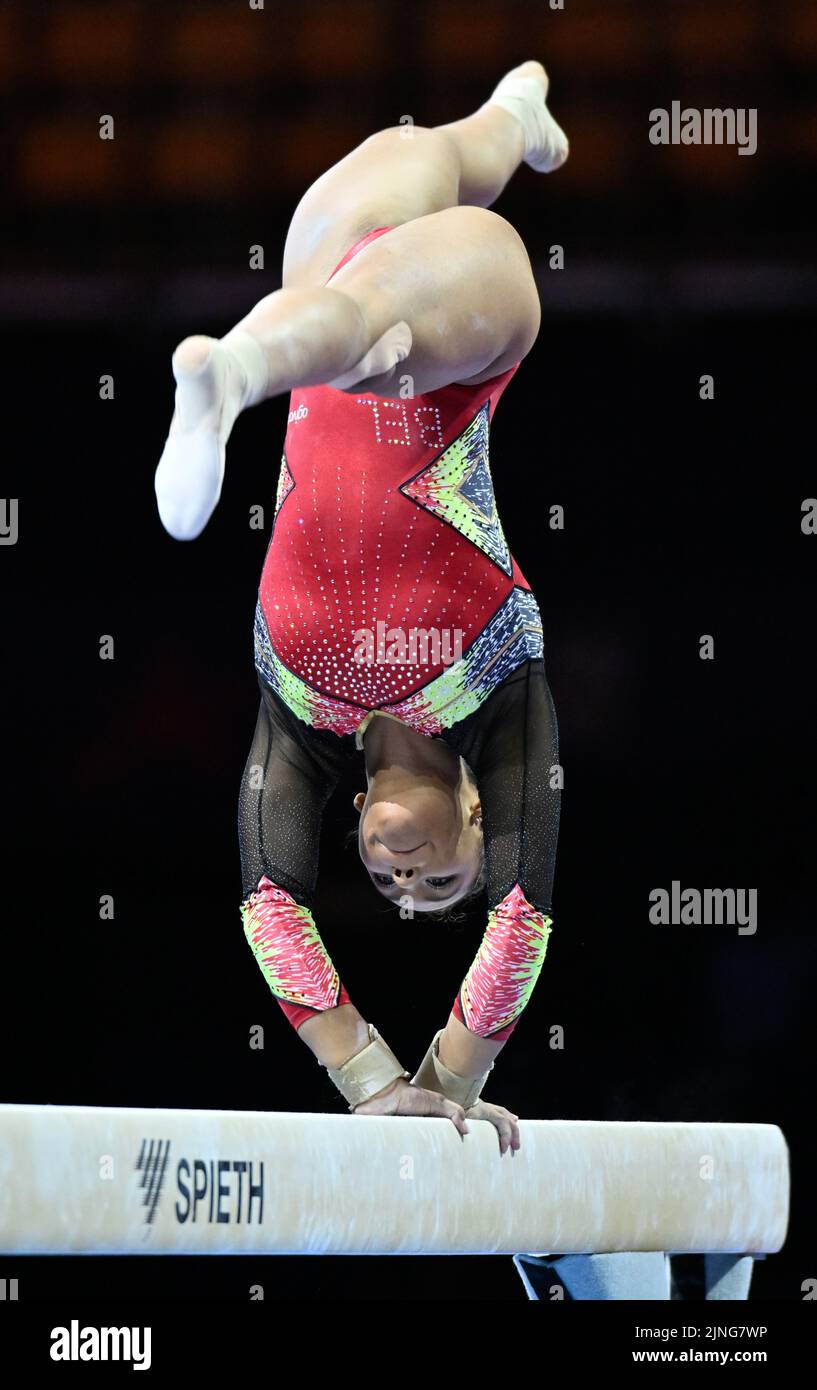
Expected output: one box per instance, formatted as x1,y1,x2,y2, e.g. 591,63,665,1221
440,658,560,916
237,657,560,919
237,676,355,904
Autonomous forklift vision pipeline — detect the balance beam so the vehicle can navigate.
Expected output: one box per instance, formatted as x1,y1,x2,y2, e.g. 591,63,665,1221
0,1105,789,1257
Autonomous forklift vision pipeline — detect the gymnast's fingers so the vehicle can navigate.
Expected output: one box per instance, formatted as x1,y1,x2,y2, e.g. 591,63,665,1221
495,1105,522,1153
438,1096,470,1138
392,1082,466,1134
491,1111,515,1155
468,1101,520,1155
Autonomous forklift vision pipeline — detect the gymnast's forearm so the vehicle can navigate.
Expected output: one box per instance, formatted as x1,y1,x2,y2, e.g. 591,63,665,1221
298,1006,407,1104
297,1003,372,1070
240,877,411,1108
437,1011,506,1081
413,886,554,1104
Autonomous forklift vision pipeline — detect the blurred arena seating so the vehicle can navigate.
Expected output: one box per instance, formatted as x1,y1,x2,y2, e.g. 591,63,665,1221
2,0,814,308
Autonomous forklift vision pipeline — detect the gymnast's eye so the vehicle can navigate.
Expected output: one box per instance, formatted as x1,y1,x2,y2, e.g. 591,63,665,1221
372,873,394,886
426,876,455,888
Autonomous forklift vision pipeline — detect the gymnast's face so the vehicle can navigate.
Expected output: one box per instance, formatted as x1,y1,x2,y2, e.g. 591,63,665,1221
354,770,483,912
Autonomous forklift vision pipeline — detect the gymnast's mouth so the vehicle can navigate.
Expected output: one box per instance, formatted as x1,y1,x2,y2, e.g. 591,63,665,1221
377,840,427,856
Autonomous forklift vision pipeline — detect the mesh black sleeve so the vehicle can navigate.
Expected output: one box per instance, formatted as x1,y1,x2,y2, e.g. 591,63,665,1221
237,677,355,905
441,658,561,916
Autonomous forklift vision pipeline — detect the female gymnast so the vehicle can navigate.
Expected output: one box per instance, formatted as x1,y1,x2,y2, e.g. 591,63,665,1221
155,62,567,1156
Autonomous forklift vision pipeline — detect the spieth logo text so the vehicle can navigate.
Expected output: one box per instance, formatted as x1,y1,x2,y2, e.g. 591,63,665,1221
136,1139,264,1225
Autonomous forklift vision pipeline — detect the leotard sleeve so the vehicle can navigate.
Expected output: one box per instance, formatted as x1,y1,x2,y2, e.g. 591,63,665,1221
441,659,561,1040
237,678,356,1029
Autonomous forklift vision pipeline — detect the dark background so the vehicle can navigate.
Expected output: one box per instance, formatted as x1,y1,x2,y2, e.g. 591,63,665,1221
2,0,814,1301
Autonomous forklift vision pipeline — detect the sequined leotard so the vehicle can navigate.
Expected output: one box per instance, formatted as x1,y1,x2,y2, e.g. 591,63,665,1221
239,227,561,1044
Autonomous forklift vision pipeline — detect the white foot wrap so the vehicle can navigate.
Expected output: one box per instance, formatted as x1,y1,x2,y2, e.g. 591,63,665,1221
488,74,569,174
154,329,269,541
327,320,412,391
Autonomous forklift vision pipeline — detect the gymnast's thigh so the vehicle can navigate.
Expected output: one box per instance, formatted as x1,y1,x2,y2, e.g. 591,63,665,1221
324,205,541,395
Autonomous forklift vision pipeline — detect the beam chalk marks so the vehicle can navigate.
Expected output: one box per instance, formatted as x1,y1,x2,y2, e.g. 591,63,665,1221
0,1106,789,1257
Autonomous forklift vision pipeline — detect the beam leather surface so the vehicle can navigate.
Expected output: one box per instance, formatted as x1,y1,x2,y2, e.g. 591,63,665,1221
0,1105,790,1256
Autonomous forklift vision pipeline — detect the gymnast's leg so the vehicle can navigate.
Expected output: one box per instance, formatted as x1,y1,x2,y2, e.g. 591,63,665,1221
155,62,568,539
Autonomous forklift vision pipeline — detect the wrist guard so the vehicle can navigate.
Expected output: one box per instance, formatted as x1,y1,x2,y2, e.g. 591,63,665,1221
324,1024,410,1111
411,1028,493,1110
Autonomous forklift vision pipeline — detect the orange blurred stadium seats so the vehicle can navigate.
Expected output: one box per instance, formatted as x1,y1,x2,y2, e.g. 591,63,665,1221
665,2,764,69
524,6,649,75
423,1,515,73
777,3,817,61
294,2,386,78
274,114,367,185
0,9,19,83
46,3,143,82
550,110,636,188
150,118,254,197
19,117,128,197
167,6,285,82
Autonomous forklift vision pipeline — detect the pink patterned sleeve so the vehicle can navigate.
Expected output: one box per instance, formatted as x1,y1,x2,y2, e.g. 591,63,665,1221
240,875,353,1030
452,884,553,1040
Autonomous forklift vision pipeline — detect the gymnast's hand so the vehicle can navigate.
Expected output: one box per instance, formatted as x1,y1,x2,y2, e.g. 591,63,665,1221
352,1077,469,1137
463,1099,520,1157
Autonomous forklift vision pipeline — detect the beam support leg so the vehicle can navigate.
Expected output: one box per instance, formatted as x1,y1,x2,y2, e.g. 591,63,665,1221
514,1251,671,1300
703,1254,755,1300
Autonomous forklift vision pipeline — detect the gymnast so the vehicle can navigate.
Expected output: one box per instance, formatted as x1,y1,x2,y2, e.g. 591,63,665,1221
155,62,567,1156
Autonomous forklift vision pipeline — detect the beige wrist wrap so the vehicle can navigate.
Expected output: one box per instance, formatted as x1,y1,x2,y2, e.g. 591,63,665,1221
412,1029,493,1110
323,1024,410,1111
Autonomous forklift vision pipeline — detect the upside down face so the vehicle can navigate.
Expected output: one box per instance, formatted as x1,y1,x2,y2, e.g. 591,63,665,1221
354,768,482,911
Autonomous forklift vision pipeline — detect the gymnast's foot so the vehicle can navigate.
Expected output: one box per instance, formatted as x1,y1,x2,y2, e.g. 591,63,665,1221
487,60,569,174
154,331,268,540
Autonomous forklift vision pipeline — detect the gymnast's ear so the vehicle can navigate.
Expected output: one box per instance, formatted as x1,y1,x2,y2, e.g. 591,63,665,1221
353,792,366,814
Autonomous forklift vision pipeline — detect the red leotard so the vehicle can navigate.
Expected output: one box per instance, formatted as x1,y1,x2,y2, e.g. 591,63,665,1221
253,226,544,738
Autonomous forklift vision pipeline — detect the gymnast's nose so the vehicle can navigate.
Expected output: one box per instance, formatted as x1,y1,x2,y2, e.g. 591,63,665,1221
391,864,418,883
